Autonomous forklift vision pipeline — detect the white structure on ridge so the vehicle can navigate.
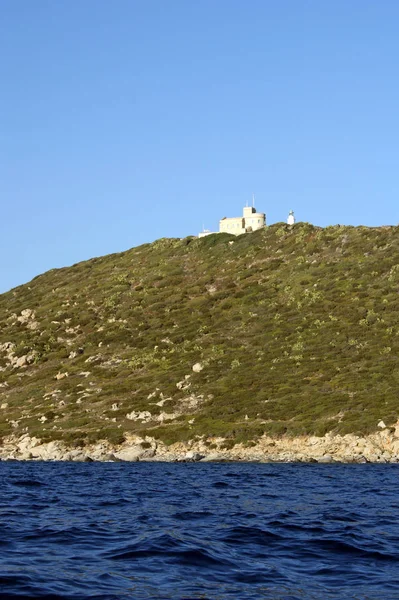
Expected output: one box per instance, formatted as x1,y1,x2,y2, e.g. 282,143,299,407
219,197,266,235
287,210,295,225
198,199,295,237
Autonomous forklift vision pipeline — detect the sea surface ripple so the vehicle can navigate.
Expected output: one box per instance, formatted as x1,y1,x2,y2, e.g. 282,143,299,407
0,462,398,599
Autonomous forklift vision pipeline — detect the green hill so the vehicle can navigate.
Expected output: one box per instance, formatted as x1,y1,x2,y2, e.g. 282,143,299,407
1,223,399,449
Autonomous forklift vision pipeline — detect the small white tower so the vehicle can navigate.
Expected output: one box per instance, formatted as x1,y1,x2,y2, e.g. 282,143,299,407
287,210,295,225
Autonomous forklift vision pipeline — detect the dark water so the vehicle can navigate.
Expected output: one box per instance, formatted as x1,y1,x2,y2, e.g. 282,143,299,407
0,463,399,599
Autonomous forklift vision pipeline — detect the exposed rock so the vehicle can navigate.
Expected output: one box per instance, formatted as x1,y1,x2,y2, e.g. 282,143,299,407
182,394,204,409
115,447,142,461
185,451,204,462
29,440,67,461
3,424,399,463
192,362,203,373
176,375,191,390
85,355,102,364
66,325,80,334
105,453,123,462
16,309,39,330
55,372,68,380
126,410,152,422
377,420,386,429
317,455,335,463
15,355,28,368
17,309,34,322
141,448,156,459
201,453,226,462
155,411,178,422
0,341,15,352
155,398,168,407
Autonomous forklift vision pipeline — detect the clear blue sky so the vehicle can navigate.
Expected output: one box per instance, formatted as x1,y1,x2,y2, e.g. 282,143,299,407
1,1,398,293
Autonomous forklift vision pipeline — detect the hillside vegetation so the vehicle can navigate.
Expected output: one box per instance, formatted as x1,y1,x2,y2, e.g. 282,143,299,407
1,223,399,448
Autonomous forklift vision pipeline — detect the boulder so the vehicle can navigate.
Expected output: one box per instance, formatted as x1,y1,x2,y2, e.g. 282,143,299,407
15,355,28,368
55,372,68,380
126,410,152,422
201,453,227,462
185,451,204,462
30,441,66,461
317,455,335,463
140,448,156,459
68,449,88,462
104,453,124,462
19,451,33,460
115,446,143,461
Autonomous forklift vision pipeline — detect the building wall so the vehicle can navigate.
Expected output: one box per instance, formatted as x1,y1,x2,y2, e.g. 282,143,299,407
243,206,256,219
219,217,246,235
219,207,266,235
245,212,265,231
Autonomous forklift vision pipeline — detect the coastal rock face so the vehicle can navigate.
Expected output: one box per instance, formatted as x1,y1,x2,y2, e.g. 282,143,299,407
184,451,204,462
114,445,156,462
2,428,399,463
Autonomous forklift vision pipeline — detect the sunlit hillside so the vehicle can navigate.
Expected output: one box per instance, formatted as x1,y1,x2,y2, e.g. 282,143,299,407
1,223,398,447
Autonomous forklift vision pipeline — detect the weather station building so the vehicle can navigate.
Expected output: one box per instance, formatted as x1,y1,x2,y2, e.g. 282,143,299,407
199,199,266,238
219,204,266,235
198,201,295,237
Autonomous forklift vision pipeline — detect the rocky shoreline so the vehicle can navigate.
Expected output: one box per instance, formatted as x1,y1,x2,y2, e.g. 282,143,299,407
2,427,399,463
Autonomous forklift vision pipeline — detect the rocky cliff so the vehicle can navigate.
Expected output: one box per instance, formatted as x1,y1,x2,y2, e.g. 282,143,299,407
2,427,399,463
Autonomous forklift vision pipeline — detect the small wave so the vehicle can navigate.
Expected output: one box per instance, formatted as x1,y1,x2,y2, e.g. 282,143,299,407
173,510,213,520
0,575,32,585
104,533,183,560
0,593,70,600
311,538,398,561
176,547,236,568
221,525,282,545
11,480,45,488
23,526,108,544
104,532,236,568
269,521,325,534
98,498,130,507
233,567,289,584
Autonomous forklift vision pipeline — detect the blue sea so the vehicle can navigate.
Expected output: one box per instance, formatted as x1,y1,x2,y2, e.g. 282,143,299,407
0,462,398,599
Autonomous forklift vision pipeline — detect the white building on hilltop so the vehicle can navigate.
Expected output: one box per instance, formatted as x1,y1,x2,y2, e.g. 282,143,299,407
198,200,296,237
219,204,266,235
